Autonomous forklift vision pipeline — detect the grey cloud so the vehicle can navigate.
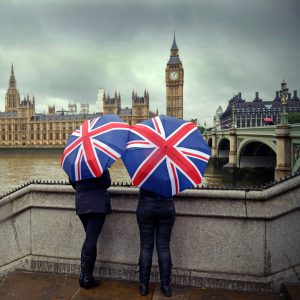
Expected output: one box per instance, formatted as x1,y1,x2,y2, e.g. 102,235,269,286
0,0,299,125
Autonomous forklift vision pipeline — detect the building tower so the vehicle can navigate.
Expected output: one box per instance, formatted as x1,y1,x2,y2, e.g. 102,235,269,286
97,88,105,113
132,89,149,125
166,33,184,119
103,91,121,115
5,64,21,113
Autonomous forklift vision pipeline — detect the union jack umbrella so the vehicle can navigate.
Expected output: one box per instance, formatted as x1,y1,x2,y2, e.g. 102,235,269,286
61,114,130,182
122,115,211,198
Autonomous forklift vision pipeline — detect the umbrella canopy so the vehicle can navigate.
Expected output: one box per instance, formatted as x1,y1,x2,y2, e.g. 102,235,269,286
122,115,211,197
61,114,130,181
264,117,273,122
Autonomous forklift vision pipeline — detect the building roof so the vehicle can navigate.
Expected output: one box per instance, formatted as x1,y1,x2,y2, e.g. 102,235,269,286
167,56,182,65
0,111,18,118
119,107,132,116
171,33,178,51
30,113,101,122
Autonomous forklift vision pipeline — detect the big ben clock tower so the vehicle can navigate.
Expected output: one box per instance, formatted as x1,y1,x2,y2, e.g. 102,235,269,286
166,33,184,119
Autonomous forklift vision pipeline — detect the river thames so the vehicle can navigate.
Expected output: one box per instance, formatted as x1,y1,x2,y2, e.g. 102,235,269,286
0,149,273,195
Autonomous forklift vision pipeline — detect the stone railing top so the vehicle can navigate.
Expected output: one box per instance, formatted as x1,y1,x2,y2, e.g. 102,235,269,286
0,172,299,203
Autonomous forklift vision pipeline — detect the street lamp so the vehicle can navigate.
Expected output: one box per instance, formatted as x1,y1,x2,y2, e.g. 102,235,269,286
280,79,288,125
231,104,236,128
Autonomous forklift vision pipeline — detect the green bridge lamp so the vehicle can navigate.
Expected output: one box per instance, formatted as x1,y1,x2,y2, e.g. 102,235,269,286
280,79,288,125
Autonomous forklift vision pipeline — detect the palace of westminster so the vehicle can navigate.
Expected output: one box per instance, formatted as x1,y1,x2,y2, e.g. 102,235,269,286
1,33,299,147
0,35,184,147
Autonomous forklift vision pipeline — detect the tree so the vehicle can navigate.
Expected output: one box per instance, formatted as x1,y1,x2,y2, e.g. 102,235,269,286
288,113,300,124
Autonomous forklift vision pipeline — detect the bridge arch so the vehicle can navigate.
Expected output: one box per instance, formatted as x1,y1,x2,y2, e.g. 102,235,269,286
207,137,212,148
217,137,230,158
238,139,276,168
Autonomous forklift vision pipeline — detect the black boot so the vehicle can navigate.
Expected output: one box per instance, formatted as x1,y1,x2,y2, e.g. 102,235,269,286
138,262,152,296
159,261,172,297
79,255,100,289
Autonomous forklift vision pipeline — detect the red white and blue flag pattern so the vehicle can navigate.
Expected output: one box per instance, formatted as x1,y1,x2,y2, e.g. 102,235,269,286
122,115,211,197
61,114,130,182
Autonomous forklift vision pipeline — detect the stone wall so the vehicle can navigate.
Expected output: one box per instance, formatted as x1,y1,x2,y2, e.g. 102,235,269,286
0,177,300,293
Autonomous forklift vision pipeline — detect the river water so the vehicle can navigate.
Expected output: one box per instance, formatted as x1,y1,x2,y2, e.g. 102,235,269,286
0,149,273,195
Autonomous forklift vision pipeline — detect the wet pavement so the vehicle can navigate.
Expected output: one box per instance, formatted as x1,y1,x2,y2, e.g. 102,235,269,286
0,270,281,300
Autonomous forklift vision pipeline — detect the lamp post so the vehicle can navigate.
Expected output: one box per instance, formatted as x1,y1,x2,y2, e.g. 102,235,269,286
231,104,236,128
280,79,288,125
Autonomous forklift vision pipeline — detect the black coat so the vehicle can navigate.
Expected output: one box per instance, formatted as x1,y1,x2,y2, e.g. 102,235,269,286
69,170,112,215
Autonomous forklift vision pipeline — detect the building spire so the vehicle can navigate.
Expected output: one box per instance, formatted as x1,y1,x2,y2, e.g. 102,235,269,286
9,63,16,88
171,31,178,51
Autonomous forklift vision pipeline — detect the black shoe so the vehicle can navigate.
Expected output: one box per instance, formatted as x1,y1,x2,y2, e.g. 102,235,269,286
159,260,172,297
80,277,100,289
161,284,172,297
138,261,151,296
139,283,149,296
79,255,100,289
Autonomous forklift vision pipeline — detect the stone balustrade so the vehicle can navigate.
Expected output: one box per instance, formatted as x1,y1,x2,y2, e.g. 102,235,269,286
0,176,300,293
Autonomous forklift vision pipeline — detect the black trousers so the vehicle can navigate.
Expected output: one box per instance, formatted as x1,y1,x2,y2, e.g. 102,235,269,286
78,213,106,257
136,198,176,267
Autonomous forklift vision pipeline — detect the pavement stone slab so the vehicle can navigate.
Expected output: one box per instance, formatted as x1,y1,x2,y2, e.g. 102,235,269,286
0,271,282,300
72,278,155,300
0,270,78,300
152,284,190,300
189,287,281,300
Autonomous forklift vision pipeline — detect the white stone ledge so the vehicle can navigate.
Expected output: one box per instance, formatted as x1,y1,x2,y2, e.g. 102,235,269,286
1,176,300,221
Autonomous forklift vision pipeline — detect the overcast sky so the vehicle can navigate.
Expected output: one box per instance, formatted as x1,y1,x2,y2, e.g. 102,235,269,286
0,0,299,125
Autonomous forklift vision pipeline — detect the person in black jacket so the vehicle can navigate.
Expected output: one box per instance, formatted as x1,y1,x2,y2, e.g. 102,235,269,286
137,187,176,297
69,169,111,289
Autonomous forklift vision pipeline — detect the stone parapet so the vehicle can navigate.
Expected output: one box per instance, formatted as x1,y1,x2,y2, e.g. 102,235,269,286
1,177,300,293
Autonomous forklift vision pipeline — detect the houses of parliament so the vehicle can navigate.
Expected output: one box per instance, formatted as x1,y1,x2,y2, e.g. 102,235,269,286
0,35,184,147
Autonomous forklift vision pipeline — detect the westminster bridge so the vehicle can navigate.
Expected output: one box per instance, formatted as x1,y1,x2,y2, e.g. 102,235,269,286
203,123,300,180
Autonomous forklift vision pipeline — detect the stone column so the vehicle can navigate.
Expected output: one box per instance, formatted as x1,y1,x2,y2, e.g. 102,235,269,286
228,127,237,167
275,124,291,180
211,129,217,158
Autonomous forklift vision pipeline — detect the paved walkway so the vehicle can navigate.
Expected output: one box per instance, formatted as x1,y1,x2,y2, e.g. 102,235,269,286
0,271,281,300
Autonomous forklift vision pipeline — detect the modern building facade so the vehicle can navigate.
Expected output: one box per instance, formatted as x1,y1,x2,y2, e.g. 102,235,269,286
220,82,300,129
166,34,184,119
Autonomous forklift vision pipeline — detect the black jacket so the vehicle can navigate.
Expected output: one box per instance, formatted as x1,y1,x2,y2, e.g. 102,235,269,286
69,169,112,215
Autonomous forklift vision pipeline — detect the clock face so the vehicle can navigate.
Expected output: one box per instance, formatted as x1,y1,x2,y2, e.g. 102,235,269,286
169,71,179,80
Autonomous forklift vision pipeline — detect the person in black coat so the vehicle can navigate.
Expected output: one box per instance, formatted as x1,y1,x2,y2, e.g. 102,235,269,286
69,169,111,289
137,187,176,297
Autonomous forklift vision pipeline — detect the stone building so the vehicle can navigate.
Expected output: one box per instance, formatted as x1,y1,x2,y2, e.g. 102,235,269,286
0,66,154,147
220,82,300,129
0,35,183,147
102,89,151,125
0,65,101,147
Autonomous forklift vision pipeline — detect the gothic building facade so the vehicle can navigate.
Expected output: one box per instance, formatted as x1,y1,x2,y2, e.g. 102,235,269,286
0,67,153,147
0,65,89,146
0,35,182,147
102,90,151,125
220,82,300,129
166,34,184,119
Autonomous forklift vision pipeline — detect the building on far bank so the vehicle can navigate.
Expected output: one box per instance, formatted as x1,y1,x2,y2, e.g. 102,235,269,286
219,82,300,129
0,66,155,147
0,34,183,147
103,90,151,125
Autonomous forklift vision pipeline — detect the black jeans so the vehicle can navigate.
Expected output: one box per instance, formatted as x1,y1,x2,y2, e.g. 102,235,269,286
137,197,176,267
79,213,106,257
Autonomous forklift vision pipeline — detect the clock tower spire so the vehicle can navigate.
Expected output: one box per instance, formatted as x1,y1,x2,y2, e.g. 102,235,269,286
166,33,184,119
